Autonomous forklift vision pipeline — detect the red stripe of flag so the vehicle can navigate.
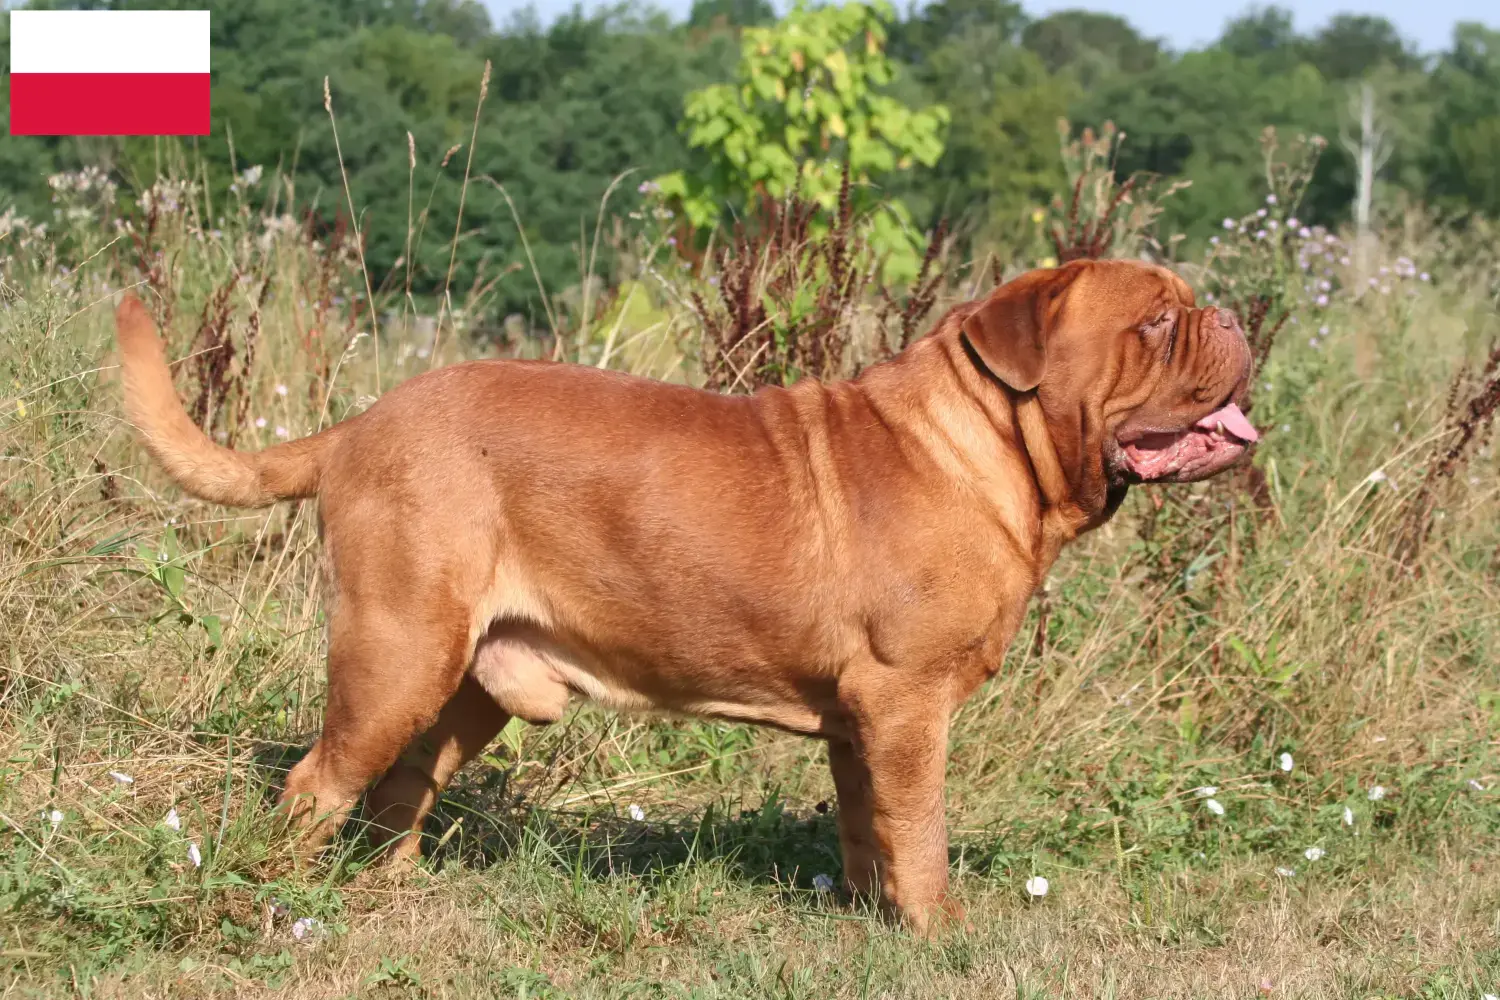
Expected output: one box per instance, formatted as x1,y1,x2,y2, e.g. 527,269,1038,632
10,73,210,136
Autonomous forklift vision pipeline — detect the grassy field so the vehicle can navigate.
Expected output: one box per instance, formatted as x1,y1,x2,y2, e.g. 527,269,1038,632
1,157,1499,999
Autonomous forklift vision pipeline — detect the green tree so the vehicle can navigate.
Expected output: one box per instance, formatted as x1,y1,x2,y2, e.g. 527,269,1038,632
1020,10,1161,90
688,0,775,30
1427,23,1500,215
1077,49,1337,244
655,1,948,279
1306,15,1420,81
903,17,1071,241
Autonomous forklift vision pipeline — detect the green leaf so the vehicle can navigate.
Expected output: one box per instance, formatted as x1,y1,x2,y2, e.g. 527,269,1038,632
200,614,223,649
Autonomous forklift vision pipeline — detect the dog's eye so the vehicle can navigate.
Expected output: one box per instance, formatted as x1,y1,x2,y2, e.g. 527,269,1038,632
1141,313,1173,336
1141,312,1177,361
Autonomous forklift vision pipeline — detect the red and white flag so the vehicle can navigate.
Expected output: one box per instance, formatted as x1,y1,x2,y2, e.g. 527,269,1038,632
9,10,210,136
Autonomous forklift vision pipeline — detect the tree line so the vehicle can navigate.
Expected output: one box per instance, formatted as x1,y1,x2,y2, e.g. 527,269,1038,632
1,0,1496,324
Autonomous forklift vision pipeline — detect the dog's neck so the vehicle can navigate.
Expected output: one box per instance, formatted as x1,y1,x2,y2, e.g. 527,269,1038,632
1012,393,1070,508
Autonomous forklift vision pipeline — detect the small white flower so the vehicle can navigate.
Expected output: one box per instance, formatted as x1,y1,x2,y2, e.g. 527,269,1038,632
1366,469,1387,484
1205,798,1225,816
1467,779,1487,792
812,873,835,893
1222,217,1236,230
1304,846,1325,861
47,809,64,829
275,383,288,396
1343,806,1355,826
108,771,134,785
627,803,645,821
1368,785,1386,801
1274,866,1296,877
164,807,181,831
254,416,267,429
1266,194,1278,205
274,426,289,439
291,916,322,941
1193,786,1218,798
1481,993,1497,1000
1279,753,1294,773
1025,875,1049,897
1419,272,1430,282
187,842,202,867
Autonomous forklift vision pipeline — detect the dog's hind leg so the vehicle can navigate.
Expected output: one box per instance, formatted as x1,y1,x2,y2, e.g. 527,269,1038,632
275,598,474,856
364,673,512,861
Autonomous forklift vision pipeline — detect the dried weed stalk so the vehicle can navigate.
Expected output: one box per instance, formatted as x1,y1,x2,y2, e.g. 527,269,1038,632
692,166,949,392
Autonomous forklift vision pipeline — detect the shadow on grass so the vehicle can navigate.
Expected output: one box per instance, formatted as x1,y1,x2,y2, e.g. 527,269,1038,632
248,738,848,894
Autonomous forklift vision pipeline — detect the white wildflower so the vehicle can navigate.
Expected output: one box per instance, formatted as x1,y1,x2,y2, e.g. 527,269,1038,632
108,771,134,785
1368,785,1386,801
1193,786,1218,798
627,803,645,822
1024,876,1049,897
1304,846,1325,861
47,809,64,830
1342,806,1355,826
275,383,288,396
1467,779,1487,792
1205,798,1225,816
291,916,322,941
1274,866,1295,878
187,842,202,867
164,807,181,831
1279,753,1294,773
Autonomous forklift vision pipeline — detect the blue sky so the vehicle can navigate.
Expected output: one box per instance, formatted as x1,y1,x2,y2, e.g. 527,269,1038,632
484,0,1496,54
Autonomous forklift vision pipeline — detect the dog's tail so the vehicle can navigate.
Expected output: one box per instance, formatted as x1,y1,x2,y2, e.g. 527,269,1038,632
115,293,342,508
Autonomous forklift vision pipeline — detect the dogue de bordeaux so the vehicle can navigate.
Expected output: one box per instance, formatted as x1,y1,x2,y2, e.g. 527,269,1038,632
113,258,1257,932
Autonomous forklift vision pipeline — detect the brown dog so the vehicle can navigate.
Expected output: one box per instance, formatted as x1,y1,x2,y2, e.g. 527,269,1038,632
114,258,1255,931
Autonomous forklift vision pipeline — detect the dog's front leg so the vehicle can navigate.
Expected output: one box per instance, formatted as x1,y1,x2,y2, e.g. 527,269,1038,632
831,673,962,935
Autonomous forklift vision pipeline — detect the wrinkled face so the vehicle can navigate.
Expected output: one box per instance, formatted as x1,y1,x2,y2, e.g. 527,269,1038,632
960,259,1258,488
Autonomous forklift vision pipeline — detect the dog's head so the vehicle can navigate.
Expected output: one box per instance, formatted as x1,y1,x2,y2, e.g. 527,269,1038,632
959,258,1256,489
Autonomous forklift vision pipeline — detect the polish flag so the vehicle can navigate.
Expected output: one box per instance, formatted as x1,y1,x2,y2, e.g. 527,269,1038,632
9,10,210,136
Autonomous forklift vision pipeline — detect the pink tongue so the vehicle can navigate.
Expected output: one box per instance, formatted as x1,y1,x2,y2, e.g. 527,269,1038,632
1195,403,1258,443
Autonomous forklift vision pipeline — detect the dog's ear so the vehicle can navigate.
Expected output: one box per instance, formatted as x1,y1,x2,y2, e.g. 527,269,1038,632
960,265,1081,392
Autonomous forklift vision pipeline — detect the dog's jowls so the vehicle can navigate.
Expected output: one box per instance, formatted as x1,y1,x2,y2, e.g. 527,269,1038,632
114,258,1255,932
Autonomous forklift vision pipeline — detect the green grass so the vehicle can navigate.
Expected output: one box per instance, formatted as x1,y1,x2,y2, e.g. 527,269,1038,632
1,167,1498,998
